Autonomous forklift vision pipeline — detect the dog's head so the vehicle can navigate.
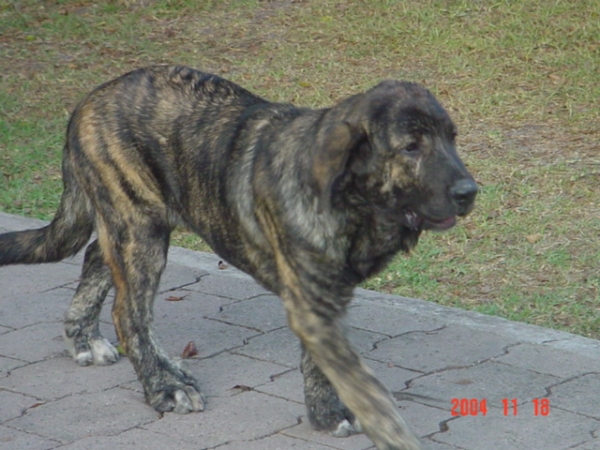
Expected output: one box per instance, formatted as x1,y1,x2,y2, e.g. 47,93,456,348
314,80,477,233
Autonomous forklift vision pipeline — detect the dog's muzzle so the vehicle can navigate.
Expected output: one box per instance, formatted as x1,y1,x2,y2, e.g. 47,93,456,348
402,178,477,232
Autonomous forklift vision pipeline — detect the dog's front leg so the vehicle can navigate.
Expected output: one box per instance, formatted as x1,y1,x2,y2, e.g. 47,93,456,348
301,343,363,437
286,299,422,450
256,207,419,448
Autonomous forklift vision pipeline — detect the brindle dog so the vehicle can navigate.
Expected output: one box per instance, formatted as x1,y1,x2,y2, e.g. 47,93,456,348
0,66,477,450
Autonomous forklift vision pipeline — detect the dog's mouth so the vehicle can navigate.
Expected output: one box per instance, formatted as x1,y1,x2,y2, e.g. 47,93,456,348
403,209,457,232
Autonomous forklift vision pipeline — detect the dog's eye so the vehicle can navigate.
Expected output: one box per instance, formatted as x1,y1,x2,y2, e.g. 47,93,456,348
402,142,420,155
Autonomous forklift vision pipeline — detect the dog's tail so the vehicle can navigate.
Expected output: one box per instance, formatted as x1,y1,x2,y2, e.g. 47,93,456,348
0,148,94,266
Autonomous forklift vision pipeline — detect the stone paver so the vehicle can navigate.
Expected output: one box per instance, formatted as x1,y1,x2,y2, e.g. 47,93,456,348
404,361,560,410
368,326,516,373
1,211,600,450
433,408,599,450
0,425,59,450
552,374,600,420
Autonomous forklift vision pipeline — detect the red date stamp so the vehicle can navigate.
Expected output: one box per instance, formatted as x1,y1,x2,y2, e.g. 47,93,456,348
451,398,488,416
450,398,550,416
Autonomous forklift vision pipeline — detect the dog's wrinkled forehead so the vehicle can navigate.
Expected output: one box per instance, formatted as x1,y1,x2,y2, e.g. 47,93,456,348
366,80,455,136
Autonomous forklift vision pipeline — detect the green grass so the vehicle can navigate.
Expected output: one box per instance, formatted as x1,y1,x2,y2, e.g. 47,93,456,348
1,0,599,337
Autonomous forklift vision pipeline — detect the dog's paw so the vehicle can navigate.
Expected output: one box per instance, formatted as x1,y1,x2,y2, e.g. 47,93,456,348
64,334,119,366
306,397,363,437
145,365,205,414
330,418,363,437
150,384,205,414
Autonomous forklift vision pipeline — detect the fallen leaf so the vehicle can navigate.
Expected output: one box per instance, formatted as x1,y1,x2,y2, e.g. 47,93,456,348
181,341,198,358
165,294,188,302
548,73,562,83
526,233,543,244
229,384,252,392
29,401,47,409
270,373,285,382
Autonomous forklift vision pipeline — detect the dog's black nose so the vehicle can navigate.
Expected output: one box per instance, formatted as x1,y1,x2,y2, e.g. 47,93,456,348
450,179,478,213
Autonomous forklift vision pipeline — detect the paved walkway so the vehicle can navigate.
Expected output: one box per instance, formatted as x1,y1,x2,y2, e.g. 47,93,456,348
0,211,599,450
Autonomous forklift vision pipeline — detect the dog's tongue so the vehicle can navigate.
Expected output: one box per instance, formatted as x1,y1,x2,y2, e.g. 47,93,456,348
403,210,457,231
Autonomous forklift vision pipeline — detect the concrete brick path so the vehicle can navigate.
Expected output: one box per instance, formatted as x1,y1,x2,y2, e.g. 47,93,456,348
1,212,599,450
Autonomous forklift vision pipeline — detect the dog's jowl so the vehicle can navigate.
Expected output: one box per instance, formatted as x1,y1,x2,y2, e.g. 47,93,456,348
0,66,477,450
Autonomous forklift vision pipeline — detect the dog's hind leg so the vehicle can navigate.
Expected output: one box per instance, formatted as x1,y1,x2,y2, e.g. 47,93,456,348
97,215,204,414
63,239,119,366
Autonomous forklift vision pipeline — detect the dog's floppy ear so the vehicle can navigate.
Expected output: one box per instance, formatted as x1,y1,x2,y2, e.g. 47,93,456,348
312,119,365,213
